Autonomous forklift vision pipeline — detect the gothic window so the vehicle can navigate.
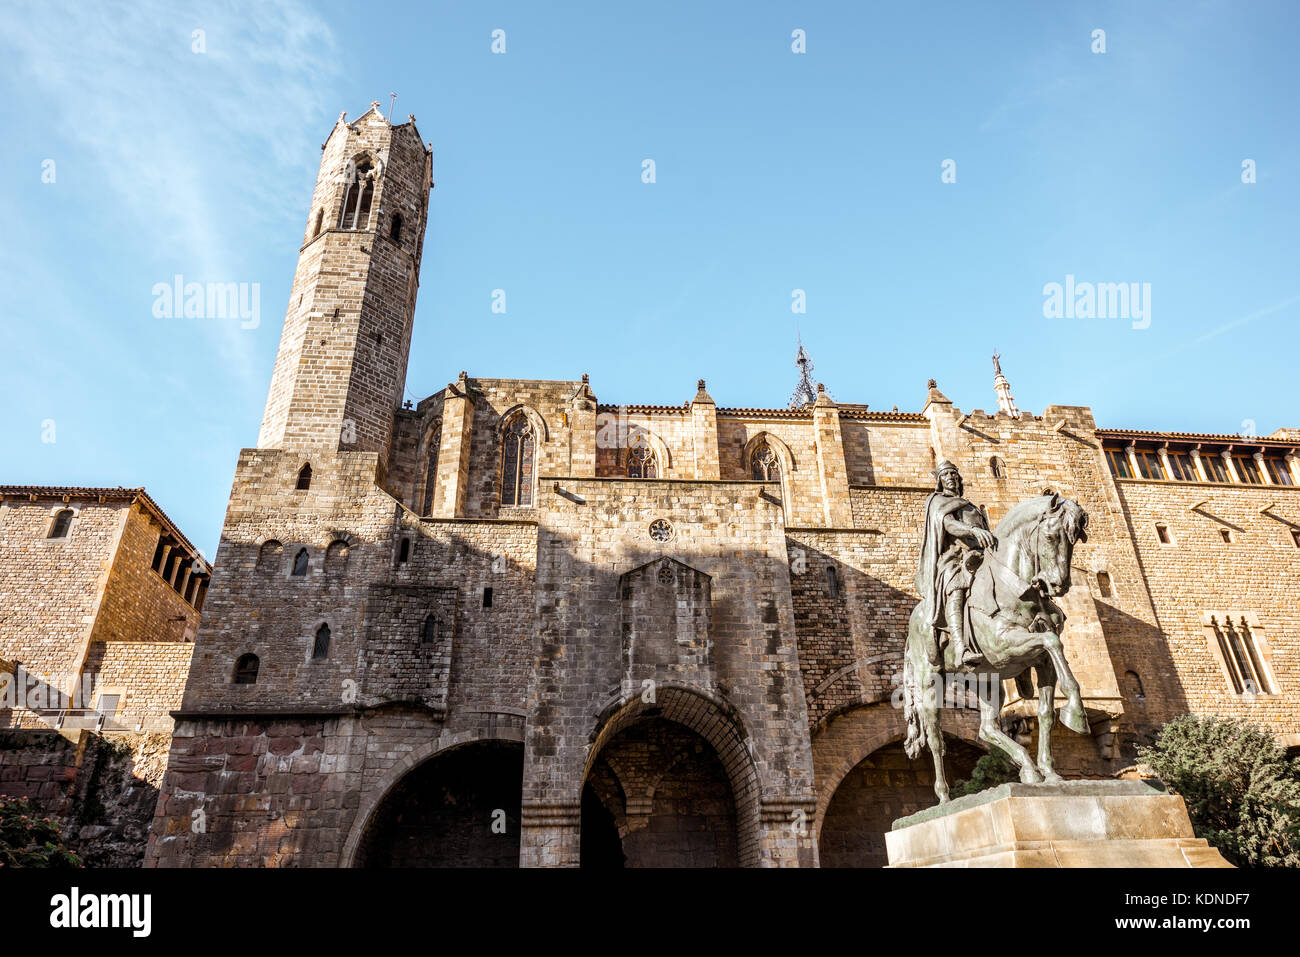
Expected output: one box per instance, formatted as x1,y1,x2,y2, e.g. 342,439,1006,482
751,442,780,482
1209,615,1273,695
390,213,403,243
258,540,283,571
422,433,440,515
233,654,260,685
296,463,312,490
627,445,658,478
1123,670,1145,701
422,614,438,644
339,161,375,230
49,509,73,539
292,548,310,576
1096,571,1113,598
312,624,331,660
989,456,1005,479
501,415,536,507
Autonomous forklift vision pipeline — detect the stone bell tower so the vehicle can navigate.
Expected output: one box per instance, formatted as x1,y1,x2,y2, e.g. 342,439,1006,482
257,102,434,472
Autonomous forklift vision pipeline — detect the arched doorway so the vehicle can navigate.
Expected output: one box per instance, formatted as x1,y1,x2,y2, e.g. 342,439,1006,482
582,717,739,868
354,741,523,867
818,735,984,867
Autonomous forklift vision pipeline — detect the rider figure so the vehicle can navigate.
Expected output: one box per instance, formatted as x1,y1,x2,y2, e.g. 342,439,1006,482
915,460,996,666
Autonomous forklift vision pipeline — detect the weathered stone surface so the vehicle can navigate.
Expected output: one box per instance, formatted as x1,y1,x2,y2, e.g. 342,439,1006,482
886,780,1233,868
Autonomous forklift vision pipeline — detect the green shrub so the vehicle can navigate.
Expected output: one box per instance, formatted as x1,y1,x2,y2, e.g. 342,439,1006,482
951,746,1020,797
0,796,82,868
1138,714,1300,868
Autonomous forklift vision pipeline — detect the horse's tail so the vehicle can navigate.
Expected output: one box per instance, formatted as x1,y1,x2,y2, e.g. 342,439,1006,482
902,650,925,760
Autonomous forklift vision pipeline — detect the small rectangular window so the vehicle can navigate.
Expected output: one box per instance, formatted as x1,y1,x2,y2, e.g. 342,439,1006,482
1235,456,1262,484
1202,454,1229,483
1135,450,1164,480
1155,524,1170,544
1219,528,1232,544
1291,529,1300,550
1166,452,1196,482
826,565,840,599
482,587,493,608
1265,457,1294,486
1105,448,1132,478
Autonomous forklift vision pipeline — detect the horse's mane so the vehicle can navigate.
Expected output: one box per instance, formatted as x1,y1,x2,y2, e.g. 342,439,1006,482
994,495,1088,543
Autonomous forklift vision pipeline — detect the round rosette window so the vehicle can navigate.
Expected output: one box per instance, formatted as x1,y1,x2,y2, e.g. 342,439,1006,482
648,518,673,543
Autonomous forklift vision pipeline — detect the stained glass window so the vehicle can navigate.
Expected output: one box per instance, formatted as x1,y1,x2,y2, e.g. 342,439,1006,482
628,445,658,478
502,416,535,506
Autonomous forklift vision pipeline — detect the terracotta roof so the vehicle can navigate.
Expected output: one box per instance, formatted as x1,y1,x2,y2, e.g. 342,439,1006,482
1096,429,1300,449
0,486,206,566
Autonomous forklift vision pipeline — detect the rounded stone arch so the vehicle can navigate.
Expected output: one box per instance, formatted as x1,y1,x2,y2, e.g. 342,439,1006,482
620,425,671,476
339,720,528,867
584,683,763,867
810,702,984,838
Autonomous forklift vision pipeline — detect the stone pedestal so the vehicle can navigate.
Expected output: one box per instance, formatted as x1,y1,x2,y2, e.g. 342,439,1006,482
885,780,1231,868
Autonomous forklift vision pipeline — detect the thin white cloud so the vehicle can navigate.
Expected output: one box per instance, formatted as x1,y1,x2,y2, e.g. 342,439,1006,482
0,0,340,385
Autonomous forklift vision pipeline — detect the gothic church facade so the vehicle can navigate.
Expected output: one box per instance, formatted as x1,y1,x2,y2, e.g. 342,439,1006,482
145,105,1300,868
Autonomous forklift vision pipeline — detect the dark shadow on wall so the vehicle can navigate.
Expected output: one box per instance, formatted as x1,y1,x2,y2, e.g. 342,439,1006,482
818,735,982,868
354,740,523,868
0,728,165,867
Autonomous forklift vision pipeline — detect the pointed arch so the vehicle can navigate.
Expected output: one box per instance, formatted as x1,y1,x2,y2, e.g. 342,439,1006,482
421,424,441,516
741,431,797,476
499,406,546,508
621,426,671,477
296,463,313,490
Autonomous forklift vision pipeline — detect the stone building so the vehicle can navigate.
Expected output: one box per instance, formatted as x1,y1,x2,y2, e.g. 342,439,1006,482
0,484,207,865
144,105,1300,868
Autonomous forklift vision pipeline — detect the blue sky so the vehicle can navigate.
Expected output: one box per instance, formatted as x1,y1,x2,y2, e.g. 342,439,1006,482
3,0,1297,556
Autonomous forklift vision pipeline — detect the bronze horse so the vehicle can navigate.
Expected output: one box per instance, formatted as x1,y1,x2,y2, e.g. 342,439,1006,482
902,493,1091,802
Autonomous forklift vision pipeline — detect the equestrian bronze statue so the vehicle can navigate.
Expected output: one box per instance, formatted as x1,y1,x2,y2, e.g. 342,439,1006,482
903,460,1091,803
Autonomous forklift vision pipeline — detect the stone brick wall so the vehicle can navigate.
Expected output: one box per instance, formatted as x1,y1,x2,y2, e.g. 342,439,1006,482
1113,476,1300,736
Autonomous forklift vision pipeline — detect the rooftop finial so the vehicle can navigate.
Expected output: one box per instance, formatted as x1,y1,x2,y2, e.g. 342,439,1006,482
790,336,825,409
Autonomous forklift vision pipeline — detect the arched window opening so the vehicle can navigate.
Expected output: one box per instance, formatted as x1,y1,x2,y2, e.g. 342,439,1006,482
1096,571,1113,598
501,415,536,506
312,624,331,660
339,161,374,230
989,456,1006,479
398,538,410,564
422,614,438,644
1123,670,1146,700
422,433,440,515
627,445,658,478
390,213,403,243
258,539,283,571
751,442,780,482
292,548,310,576
325,539,350,570
233,654,260,685
296,463,313,490
49,509,73,539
